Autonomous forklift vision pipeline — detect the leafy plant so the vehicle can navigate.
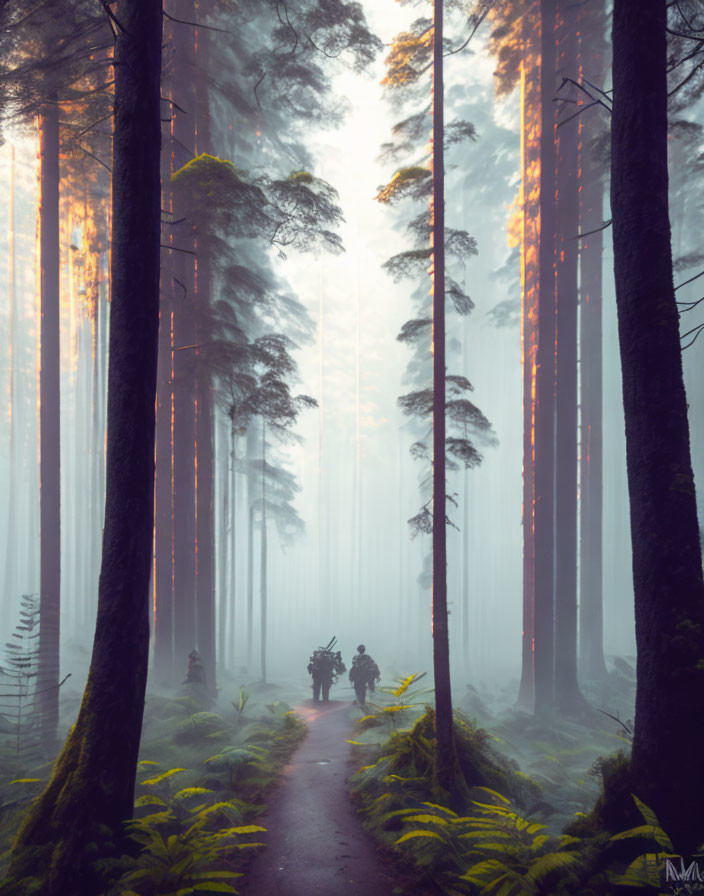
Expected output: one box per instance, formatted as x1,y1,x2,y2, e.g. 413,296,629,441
118,814,265,896
606,795,677,891
203,745,268,791
353,672,431,734
386,788,585,895
232,686,249,718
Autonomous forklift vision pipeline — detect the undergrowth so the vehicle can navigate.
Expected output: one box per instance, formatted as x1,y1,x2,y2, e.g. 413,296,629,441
350,708,679,895
0,687,306,895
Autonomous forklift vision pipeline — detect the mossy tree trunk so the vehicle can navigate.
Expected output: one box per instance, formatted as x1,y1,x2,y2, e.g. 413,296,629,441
8,2,162,892
611,0,704,856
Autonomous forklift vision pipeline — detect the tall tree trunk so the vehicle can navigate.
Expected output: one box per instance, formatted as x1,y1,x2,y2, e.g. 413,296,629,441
195,354,216,690
230,428,237,669
554,1,587,713
153,16,177,681
611,0,704,856
578,0,607,682
194,12,216,693
517,0,541,711
154,261,174,683
533,0,557,715
431,0,456,794
260,420,267,682
218,417,229,671
38,102,61,745
162,5,198,684
8,3,162,891
246,425,257,669
3,144,18,617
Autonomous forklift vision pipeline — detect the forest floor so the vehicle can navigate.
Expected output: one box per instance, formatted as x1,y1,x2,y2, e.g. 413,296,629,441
239,698,440,896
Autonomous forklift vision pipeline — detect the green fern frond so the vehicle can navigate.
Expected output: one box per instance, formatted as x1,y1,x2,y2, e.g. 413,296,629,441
134,794,168,808
523,850,583,883
140,767,186,786
421,801,458,817
472,788,512,806
610,823,673,851
396,829,447,845
173,787,214,801
403,813,450,825
608,851,670,888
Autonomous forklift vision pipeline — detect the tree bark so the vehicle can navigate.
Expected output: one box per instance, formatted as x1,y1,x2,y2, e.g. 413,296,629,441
154,270,174,683
8,2,162,891
260,421,268,682
578,0,607,682
517,0,541,711
194,12,216,693
230,428,238,669
38,102,61,746
554,1,587,714
611,0,704,855
533,0,557,715
431,0,456,794
246,425,257,670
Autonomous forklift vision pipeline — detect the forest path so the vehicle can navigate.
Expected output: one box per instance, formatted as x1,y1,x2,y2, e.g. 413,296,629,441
240,699,420,896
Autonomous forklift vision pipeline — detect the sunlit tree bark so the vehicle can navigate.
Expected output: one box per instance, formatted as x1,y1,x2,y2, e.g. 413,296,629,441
533,0,557,715
517,0,541,711
611,0,704,855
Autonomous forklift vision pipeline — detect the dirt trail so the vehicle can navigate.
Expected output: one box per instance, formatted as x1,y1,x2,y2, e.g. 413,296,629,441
240,700,407,896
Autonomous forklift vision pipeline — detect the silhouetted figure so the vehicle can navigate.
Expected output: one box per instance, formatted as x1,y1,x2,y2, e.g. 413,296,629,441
184,648,206,686
307,637,346,702
349,644,380,707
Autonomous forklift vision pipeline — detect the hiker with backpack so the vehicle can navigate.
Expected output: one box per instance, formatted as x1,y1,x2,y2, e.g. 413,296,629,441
349,644,380,708
307,636,346,702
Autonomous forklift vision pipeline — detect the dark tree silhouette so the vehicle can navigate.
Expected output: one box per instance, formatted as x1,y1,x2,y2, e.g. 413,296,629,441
6,1,162,891
611,0,704,855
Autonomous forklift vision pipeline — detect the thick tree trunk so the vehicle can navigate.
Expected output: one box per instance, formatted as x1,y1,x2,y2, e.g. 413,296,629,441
612,0,704,855
38,102,61,745
554,2,587,714
533,0,557,715
431,0,456,794
8,3,162,892
578,0,607,682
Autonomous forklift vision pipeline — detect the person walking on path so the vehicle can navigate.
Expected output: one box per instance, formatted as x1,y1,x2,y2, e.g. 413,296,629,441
349,644,380,708
307,637,346,702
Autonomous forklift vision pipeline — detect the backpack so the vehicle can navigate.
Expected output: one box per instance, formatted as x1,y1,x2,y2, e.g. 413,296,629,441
350,653,378,683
